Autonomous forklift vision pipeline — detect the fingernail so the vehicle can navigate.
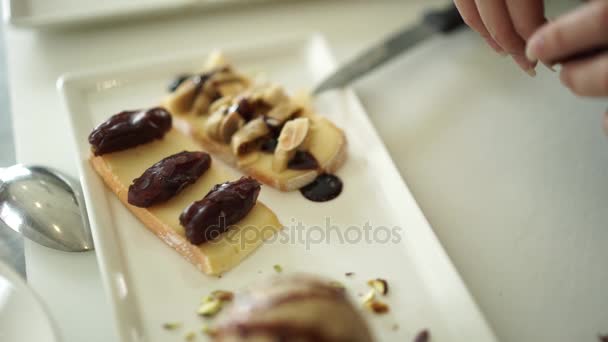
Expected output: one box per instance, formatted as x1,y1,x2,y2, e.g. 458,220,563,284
542,62,556,72
482,36,507,56
524,67,537,77
512,55,537,77
526,36,542,62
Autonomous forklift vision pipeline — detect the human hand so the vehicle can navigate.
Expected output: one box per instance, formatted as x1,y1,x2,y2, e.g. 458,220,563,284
453,0,546,76
526,1,608,97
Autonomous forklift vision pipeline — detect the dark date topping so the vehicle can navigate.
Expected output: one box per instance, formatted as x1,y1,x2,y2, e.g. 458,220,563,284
88,107,172,156
300,174,343,202
288,151,319,170
128,151,211,208
180,177,260,244
260,137,278,153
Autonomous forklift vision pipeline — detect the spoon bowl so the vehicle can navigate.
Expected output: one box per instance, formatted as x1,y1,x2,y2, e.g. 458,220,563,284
0,165,93,252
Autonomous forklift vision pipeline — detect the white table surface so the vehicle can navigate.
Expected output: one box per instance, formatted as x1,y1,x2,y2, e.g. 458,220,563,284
4,1,607,341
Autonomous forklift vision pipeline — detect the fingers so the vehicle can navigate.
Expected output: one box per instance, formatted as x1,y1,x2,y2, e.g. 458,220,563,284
473,0,544,73
559,52,608,97
454,0,506,55
505,0,546,41
526,1,608,64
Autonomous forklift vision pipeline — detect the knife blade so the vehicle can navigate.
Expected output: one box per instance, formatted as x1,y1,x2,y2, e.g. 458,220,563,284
313,3,465,95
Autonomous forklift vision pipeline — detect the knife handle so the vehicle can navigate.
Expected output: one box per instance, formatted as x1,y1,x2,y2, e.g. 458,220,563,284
423,3,465,34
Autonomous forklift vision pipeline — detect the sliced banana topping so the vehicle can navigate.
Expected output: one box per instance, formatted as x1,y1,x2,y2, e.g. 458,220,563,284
218,110,245,143
262,84,289,107
231,117,270,155
170,79,198,114
272,118,310,172
204,108,225,140
265,101,300,127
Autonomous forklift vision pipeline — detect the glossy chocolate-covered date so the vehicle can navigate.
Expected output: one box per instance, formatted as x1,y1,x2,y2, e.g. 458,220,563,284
88,107,172,155
128,151,211,208
180,177,260,244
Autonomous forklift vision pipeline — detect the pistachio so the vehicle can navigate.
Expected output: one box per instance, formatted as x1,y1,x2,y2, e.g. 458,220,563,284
162,322,182,330
211,290,234,302
361,289,376,305
184,331,196,341
367,278,389,295
366,300,389,314
273,264,283,273
201,324,217,337
197,298,223,317
329,281,345,289
231,117,270,155
272,118,310,172
218,110,245,143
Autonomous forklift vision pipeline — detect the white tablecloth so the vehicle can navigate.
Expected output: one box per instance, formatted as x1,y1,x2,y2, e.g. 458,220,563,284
5,1,607,341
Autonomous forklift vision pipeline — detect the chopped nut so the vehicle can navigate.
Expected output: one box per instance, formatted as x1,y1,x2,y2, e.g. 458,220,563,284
162,322,181,330
191,93,212,115
169,80,198,113
211,290,234,302
184,331,196,341
197,298,223,317
367,278,389,295
328,281,345,289
218,110,244,143
345,272,354,277
204,108,226,140
201,295,214,303
361,289,376,305
273,264,283,273
231,117,270,155
413,329,430,342
366,300,389,314
201,324,217,337
272,118,310,172
265,102,299,126
261,84,289,107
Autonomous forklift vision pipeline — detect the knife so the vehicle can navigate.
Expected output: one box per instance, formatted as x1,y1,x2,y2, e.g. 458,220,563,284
313,3,465,95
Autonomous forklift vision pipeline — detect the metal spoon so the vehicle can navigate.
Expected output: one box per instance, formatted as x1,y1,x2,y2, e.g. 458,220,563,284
0,165,93,252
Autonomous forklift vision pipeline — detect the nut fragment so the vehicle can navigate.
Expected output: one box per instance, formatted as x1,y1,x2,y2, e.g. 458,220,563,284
361,289,376,305
197,298,223,317
261,84,289,107
218,110,245,143
184,331,196,341
201,324,217,337
365,300,389,314
162,322,182,330
231,117,270,155
211,290,234,302
329,281,345,289
265,102,299,127
413,329,430,342
204,108,226,140
367,278,389,295
169,80,198,113
273,264,283,273
209,95,233,114
272,118,310,172
191,93,212,115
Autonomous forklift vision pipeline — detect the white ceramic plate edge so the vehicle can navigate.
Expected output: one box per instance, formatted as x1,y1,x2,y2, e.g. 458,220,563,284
57,33,498,342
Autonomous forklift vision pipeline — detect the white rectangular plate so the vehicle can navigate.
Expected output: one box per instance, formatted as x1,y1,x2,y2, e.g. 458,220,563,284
58,34,497,342
3,0,272,29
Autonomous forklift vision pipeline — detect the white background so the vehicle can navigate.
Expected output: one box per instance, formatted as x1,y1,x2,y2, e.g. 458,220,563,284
3,1,607,341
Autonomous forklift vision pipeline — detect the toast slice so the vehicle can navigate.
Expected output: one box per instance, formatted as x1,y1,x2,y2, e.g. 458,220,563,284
162,52,347,191
90,129,282,275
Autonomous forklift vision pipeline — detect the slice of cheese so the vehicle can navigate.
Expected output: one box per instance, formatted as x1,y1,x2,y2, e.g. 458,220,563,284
90,129,282,275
